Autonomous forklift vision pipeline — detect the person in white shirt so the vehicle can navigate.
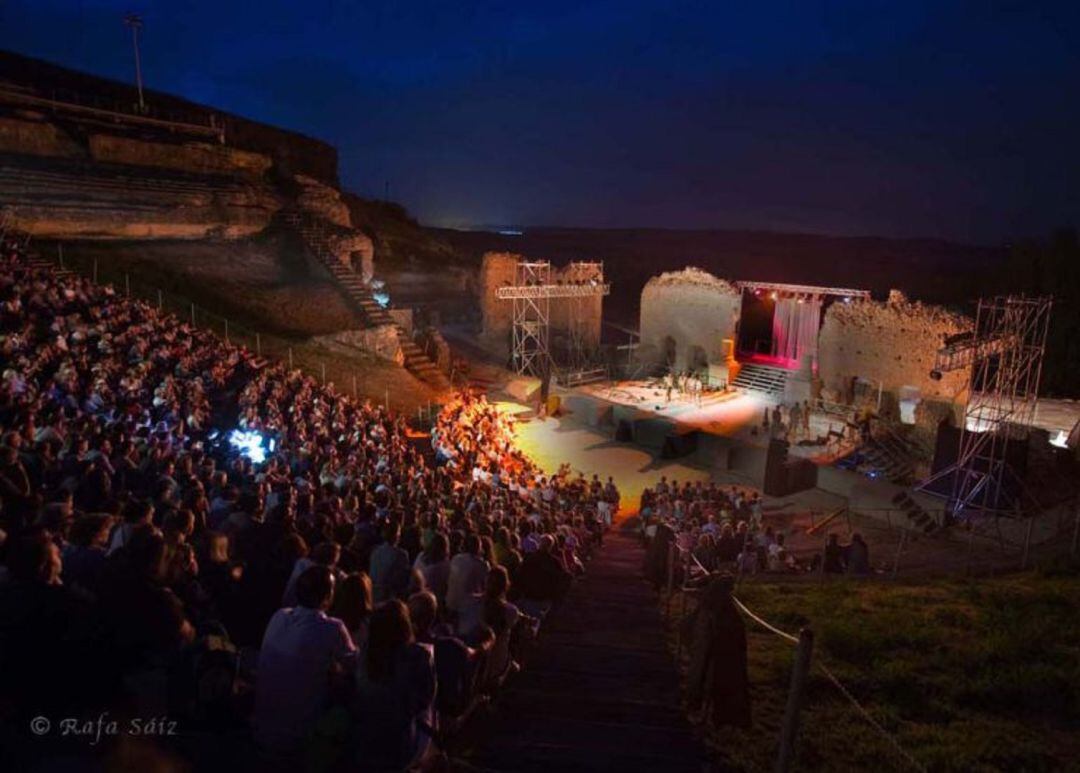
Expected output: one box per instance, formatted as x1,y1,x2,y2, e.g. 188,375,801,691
255,565,356,756
446,534,489,616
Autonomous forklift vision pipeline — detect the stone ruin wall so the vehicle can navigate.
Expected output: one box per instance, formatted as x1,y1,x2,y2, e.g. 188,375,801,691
639,267,741,370
817,291,970,428
478,252,603,357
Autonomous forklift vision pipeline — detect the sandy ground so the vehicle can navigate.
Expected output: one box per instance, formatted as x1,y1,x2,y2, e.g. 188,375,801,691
499,401,713,516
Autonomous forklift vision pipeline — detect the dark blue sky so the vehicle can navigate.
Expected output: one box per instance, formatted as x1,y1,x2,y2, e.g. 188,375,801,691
3,1,1078,242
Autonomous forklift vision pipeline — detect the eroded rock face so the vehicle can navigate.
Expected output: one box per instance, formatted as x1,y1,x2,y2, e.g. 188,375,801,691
0,116,83,158
325,228,375,281
313,325,403,365
88,135,272,177
294,174,352,227
292,174,375,279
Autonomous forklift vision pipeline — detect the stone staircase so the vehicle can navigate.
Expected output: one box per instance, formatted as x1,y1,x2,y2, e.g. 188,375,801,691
731,362,789,397
282,209,451,392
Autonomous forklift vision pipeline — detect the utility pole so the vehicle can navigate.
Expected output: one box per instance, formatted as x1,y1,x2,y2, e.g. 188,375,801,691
123,13,146,113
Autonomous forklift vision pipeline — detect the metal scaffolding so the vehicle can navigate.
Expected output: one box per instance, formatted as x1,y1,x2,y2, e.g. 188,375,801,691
495,259,610,378
919,295,1053,519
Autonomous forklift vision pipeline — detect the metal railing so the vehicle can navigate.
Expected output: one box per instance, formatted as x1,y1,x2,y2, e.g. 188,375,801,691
0,87,225,143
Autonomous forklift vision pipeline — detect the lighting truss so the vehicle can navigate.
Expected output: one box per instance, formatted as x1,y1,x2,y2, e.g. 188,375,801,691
499,260,609,378
919,295,1052,519
932,332,1018,374
736,280,871,299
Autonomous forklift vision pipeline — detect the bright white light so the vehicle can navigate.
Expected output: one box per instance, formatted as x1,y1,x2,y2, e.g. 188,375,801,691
373,292,391,308
1051,430,1069,449
229,429,270,464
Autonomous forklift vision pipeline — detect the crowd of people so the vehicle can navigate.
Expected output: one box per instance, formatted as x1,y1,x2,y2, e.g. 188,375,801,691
0,238,619,770
641,476,871,581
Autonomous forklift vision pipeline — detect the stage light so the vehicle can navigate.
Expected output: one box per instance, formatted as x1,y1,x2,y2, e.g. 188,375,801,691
843,296,851,303
770,291,778,300
929,370,943,381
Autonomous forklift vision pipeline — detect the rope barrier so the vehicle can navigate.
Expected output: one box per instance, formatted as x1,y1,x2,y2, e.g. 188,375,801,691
817,664,928,773
722,589,925,771
730,594,800,645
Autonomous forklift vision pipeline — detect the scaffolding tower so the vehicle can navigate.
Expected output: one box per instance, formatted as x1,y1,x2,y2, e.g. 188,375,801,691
495,259,610,379
919,295,1053,519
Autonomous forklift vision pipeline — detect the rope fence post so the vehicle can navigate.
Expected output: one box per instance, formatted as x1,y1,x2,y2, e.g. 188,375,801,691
288,348,294,370
255,333,261,356
1072,499,1080,557
57,243,63,270
157,289,163,309
1020,516,1034,570
191,303,195,326
125,273,130,297
665,542,677,618
352,374,357,399
775,628,814,773
892,527,907,577
321,361,326,384
224,318,229,343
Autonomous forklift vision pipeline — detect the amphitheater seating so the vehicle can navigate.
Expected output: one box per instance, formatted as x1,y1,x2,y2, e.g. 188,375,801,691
0,154,275,221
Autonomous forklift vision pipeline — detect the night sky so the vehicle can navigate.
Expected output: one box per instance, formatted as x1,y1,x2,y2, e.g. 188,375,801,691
3,1,1078,243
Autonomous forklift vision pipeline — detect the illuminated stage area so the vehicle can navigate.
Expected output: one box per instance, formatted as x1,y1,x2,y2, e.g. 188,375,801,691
575,379,766,436
497,400,713,516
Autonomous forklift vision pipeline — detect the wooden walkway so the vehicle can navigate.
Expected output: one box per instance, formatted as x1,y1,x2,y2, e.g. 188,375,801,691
459,529,707,772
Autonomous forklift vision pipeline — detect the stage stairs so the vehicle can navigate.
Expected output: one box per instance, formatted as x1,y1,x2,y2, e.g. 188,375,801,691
281,209,451,392
862,432,917,484
731,362,789,397
892,491,942,535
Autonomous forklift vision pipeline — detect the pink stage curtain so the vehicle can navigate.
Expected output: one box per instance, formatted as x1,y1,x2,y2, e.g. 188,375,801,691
771,297,822,366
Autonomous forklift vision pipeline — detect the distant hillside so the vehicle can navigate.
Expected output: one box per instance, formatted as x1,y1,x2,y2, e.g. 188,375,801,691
435,226,1008,326
344,194,466,267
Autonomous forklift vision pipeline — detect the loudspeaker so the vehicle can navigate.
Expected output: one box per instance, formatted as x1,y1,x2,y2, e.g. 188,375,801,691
763,440,817,496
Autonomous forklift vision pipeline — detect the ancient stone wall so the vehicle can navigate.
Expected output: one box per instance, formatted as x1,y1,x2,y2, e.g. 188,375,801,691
477,252,604,358
0,116,82,158
639,267,741,370
478,252,523,354
817,290,970,419
88,135,272,178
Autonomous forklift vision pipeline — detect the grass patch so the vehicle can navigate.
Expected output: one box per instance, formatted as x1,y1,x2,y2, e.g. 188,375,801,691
668,572,1080,771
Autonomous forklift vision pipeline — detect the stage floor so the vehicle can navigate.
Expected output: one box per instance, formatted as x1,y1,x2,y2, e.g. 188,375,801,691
497,401,713,516
575,380,767,437
573,379,860,463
